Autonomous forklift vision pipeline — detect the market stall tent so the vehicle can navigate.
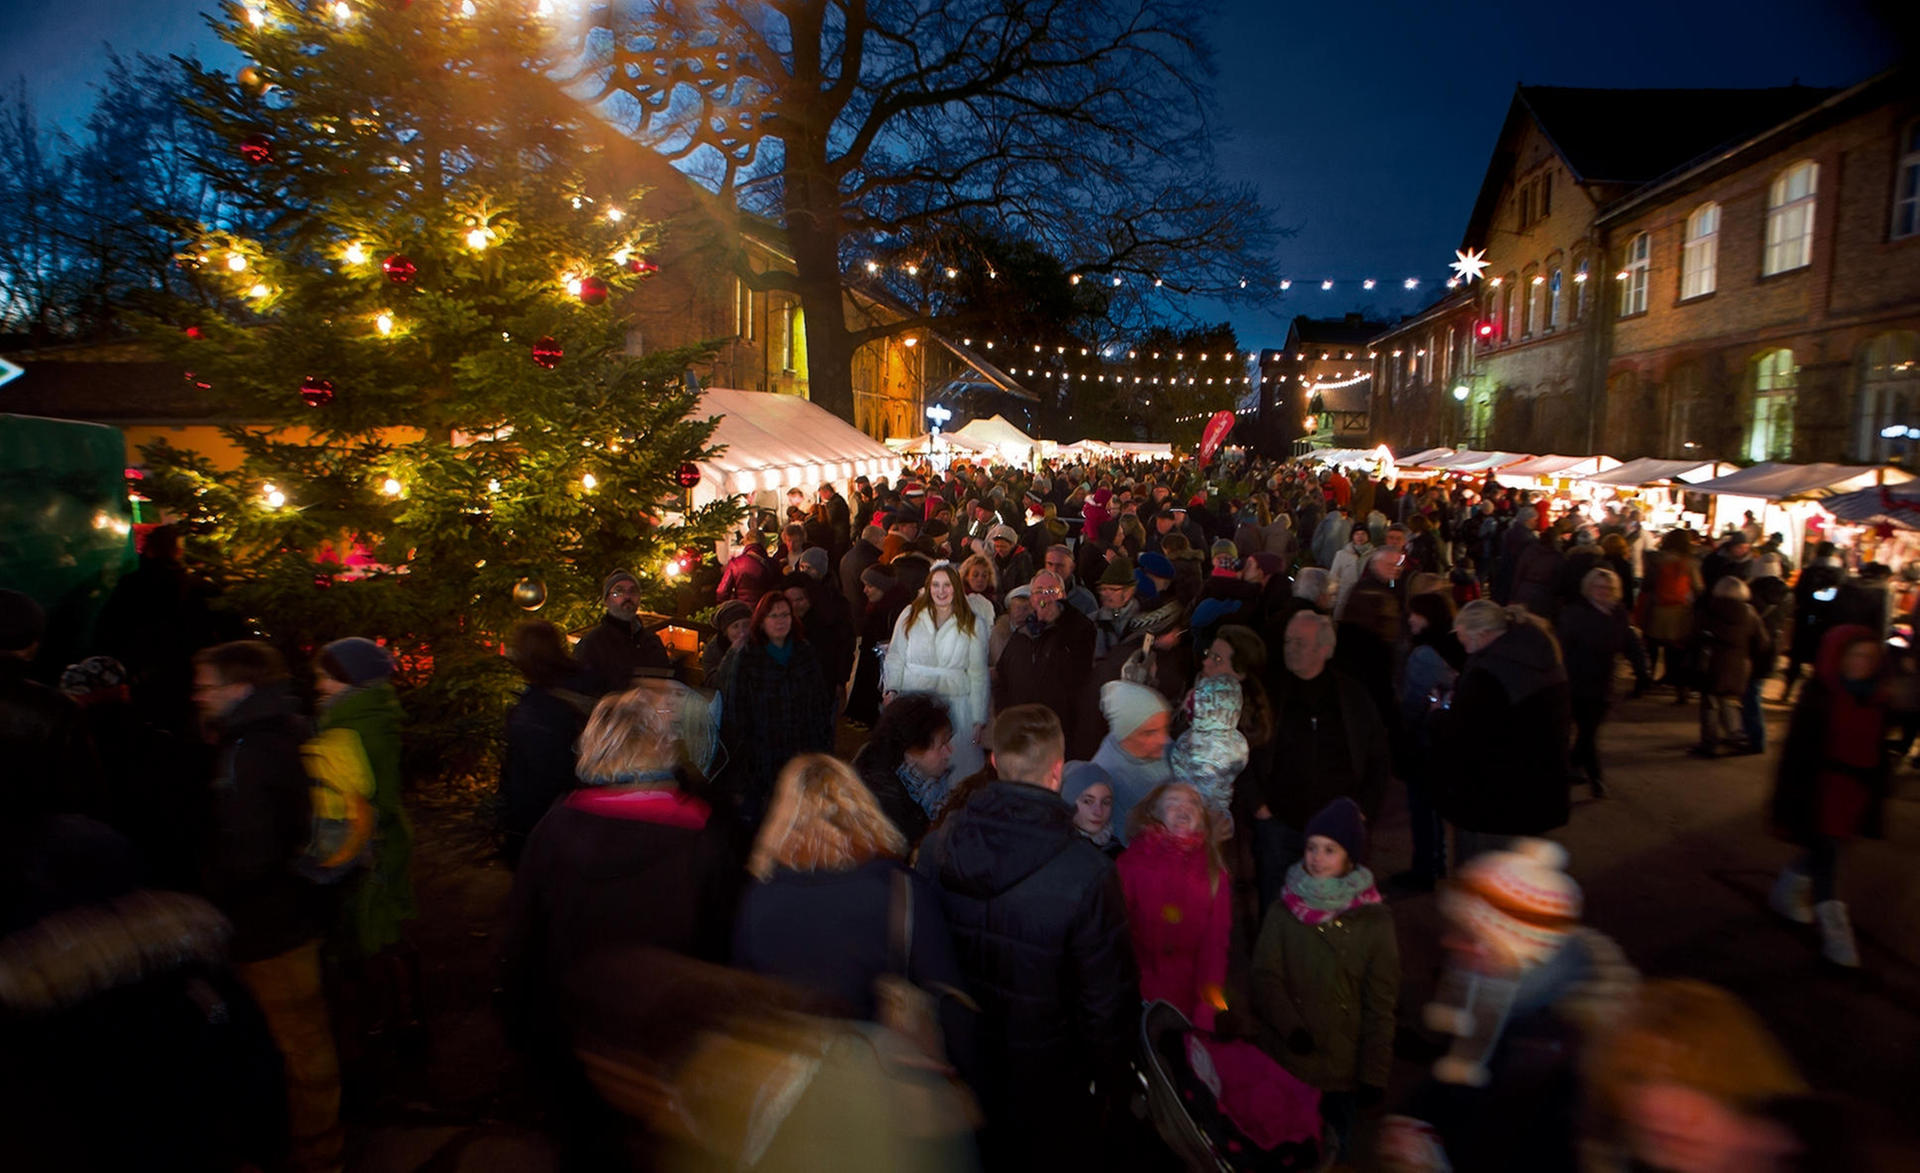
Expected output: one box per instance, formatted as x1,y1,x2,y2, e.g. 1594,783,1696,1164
1823,481,1920,529
889,430,992,456
1497,453,1622,481
1580,457,1736,487
950,414,1040,465
1418,449,1535,472
1107,441,1175,459
1684,462,1910,500
1396,447,1455,468
691,388,902,508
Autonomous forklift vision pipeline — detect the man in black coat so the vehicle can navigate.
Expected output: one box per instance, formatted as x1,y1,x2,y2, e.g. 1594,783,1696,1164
916,705,1137,1171
574,568,675,694
1431,605,1573,860
993,570,1096,754
840,523,886,624
192,639,341,1171
1252,611,1392,909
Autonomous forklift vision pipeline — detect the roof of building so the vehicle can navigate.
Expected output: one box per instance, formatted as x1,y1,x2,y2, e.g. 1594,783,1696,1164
1285,314,1391,348
1516,84,1838,185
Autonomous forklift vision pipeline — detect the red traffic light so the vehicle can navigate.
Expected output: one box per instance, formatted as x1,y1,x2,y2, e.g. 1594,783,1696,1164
1476,321,1494,337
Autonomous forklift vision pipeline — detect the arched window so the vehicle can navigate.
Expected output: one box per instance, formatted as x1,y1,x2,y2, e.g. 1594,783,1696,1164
1748,349,1797,462
1857,331,1920,461
1547,268,1564,329
1666,365,1703,458
1573,256,1591,319
1619,233,1650,316
1502,276,1517,343
1681,202,1719,299
1525,267,1545,336
1894,122,1920,240
1763,161,1818,275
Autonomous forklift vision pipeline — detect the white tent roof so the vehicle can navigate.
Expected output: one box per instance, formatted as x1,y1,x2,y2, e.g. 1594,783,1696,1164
1685,461,1912,501
1499,453,1622,479
1420,449,1534,471
951,414,1038,451
1397,447,1455,467
1107,441,1175,457
693,388,901,501
1581,457,1734,487
890,430,993,455
1823,481,1920,528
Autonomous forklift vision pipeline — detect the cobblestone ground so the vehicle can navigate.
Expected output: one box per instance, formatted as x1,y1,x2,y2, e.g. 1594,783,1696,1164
347,681,1920,1170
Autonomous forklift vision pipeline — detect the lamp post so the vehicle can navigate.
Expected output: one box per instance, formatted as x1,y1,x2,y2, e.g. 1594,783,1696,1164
926,403,954,473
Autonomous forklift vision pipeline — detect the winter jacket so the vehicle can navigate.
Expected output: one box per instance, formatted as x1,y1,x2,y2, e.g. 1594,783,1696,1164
1328,542,1371,616
1117,827,1230,1030
1255,668,1392,830
1510,539,1565,620
1555,601,1645,703
800,576,858,691
1092,735,1175,844
993,607,1096,751
714,638,835,808
850,740,933,847
884,596,994,781
714,542,779,607
1637,553,1701,644
573,612,674,695
1431,621,1572,836
1168,675,1249,816
319,683,416,958
497,673,597,865
915,780,1138,1156
1749,576,1794,679
1696,595,1773,696
1790,562,1846,661
839,537,884,624
500,786,739,1047
1771,625,1892,846
1248,882,1398,1092
201,681,317,964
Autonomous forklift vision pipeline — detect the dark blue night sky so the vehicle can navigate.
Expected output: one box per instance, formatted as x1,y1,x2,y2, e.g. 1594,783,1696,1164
0,0,1902,346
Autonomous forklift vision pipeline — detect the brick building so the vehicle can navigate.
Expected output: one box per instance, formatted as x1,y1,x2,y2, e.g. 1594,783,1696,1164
1257,314,1387,454
1368,290,1479,451
1596,69,1920,464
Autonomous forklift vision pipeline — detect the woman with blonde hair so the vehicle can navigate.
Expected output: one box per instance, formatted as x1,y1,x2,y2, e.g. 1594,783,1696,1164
959,552,1000,615
1117,782,1232,1029
734,755,972,1029
883,561,993,780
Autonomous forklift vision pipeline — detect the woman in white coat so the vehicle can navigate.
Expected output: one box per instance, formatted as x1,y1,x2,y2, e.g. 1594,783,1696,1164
883,562,993,781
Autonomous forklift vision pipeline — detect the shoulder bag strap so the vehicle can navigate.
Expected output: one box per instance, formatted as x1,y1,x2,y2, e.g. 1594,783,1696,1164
889,867,913,980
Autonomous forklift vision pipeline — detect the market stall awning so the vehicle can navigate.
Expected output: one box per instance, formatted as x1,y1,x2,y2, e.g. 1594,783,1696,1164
1822,482,1920,529
951,414,1039,452
694,388,901,500
1419,449,1535,472
889,430,993,456
1498,453,1623,479
1580,457,1736,487
1107,441,1175,458
1396,447,1455,468
1685,461,1912,501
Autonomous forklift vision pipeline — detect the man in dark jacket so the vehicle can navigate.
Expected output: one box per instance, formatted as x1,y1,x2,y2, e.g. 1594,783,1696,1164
993,571,1096,754
1784,543,1845,700
575,568,674,694
192,639,341,1171
715,534,780,607
1252,611,1392,909
840,523,886,623
1432,604,1572,859
916,705,1137,1170
1555,569,1648,795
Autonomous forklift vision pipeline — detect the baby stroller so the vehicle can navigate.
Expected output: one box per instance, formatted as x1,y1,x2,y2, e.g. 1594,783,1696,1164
1138,1001,1329,1172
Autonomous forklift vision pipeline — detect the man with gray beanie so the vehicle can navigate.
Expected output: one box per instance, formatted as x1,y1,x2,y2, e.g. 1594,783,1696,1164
574,569,674,694
1090,680,1174,841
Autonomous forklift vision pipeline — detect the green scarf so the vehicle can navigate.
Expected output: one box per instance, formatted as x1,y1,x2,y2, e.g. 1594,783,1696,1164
1282,862,1381,924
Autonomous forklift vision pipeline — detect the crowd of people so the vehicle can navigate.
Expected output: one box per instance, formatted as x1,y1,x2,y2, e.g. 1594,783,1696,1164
0,451,1908,1171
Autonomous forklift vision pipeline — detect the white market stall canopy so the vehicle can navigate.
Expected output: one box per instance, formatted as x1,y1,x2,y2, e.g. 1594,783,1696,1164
1107,441,1175,458
1396,447,1455,468
1685,461,1912,501
950,414,1039,454
1822,481,1920,529
1053,439,1122,458
1303,447,1378,466
693,388,900,504
1419,449,1535,472
1581,457,1736,487
1497,454,1622,481
889,430,992,456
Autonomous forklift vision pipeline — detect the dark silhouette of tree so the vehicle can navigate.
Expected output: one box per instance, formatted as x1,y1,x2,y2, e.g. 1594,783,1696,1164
568,0,1279,424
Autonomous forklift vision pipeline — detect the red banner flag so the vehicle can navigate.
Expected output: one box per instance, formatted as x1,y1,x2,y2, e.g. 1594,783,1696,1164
1199,410,1236,463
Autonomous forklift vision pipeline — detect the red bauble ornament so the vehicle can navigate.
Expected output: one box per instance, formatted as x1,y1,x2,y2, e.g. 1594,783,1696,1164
314,572,335,590
531,336,564,369
627,256,660,278
382,254,417,284
184,325,204,340
674,461,703,489
576,276,609,306
299,376,335,407
239,132,274,165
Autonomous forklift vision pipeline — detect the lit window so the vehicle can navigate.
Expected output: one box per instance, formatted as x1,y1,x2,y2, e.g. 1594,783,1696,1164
1681,202,1719,300
1763,161,1817,276
1525,269,1544,336
1503,278,1517,342
1748,349,1797,462
1547,269,1563,328
1574,258,1591,319
1620,234,1650,316
1894,122,1920,239
1857,331,1920,460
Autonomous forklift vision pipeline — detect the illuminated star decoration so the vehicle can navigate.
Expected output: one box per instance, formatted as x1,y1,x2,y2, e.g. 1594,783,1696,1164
1450,247,1490,284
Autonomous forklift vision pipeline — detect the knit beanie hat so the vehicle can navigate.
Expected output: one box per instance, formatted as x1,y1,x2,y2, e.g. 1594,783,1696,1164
987,523,1020,546
1100,680,1169,741
1061,760,1114,805
1304,797,1368,865
1099,556,1137,587
1443,838,1583,973
319,637,394,686
798,547,830,576
59,655,130,700
1246,552,1284,577
860,564,896,591
0,589,47,652
602,568,639,597
1138,551,1175,580
712,600,753,633
1210,539,1239,562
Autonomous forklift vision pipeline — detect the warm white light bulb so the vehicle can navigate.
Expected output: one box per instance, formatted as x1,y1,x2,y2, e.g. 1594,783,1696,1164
227,253,247,272
606,207,623,223
487,479,502,494
564,276,583,296
612,247,631,265
246,5,266,27
1279,279,1291,290
460,0,475,15
465,227,489,249
382,477,403,497
343,242,366,265
247,283,269,299
581,473,598,491
375,312,393,335
944,267,958,278
331,1,351,25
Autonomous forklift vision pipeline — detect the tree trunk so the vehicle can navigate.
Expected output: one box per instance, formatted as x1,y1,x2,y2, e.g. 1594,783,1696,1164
783,150,857,425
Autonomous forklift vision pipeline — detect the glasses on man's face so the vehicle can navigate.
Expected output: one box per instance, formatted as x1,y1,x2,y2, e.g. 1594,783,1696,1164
1032,589,1061,600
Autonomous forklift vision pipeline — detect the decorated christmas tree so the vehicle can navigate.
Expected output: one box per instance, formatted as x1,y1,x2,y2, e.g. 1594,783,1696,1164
138,0,740,774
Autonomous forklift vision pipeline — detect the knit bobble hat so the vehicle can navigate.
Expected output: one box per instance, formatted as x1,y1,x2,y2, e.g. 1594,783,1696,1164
1100,680,1169,741
1303,797,1368,866
1443,838,1583,973
319,637,394,687
1061,760,1114,805
1210,539,1239,562
1138,552,1175,580
861,565,896,591
1099,556,1137,587
712,600,753,633
602,568,639,596
988,524,1020,546
798,547,830,576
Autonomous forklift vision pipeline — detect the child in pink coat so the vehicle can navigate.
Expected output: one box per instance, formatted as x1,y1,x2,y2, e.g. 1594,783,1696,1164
1118,781,1232,1029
